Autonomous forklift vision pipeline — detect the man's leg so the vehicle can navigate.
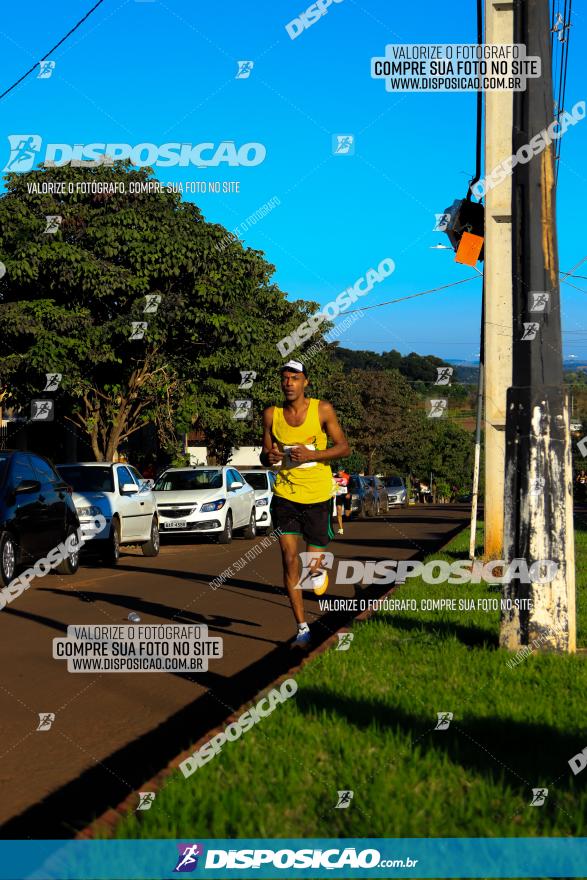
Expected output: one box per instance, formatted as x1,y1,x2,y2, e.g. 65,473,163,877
336,503,343,531
278,533,305,625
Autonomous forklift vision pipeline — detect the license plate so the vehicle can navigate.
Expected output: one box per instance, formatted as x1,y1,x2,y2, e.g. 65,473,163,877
164,520,187,529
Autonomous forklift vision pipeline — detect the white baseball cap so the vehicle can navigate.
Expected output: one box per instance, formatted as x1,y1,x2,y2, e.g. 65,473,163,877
280,360,307,376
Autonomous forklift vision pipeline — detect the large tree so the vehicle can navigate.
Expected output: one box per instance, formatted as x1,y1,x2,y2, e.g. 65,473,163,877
329,368,425,474
0,162,319,460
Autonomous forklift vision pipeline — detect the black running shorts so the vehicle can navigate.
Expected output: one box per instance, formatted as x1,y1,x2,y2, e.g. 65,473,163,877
336,492,352,511
271,495,334,548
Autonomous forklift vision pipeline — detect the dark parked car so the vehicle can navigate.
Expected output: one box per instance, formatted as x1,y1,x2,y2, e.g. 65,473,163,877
0,451,81,587
363,476,389,515
383,475,408,508
348,475,378,519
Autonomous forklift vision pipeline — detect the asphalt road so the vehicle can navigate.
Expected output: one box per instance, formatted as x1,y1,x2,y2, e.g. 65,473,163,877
0,504,470,837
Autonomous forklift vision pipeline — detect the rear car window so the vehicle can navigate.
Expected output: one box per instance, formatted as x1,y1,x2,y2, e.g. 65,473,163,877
58,466,115,493
244,472,269,491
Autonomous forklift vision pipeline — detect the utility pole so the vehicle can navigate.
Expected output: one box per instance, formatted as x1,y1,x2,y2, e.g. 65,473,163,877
483,0,514,560
501,0,576,652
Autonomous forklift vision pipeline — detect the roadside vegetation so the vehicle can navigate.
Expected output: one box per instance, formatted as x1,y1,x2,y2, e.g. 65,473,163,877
103,517,587,840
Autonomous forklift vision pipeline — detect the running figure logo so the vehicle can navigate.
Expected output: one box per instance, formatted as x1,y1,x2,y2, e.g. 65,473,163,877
136,792,156,811
239,370,257,390
428,399,448,418
435,712,453,730
4,134,42,172
130,322,148,340
36,713,55,731
31,400,54,421
297,551,334,590
434,367,453,386
335,790,354,809
521,322,540,341
37,60,56,79
530,292,550,312
144,294,162,313
44,373,62,391
232,399,253,420
236,61,254,79
173,843,204,872
433,212,451,232
44,215,62,234
332,134,355,155
530,788,548,806
336,632,354,651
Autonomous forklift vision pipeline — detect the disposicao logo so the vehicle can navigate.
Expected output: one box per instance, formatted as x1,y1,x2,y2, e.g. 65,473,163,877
3,135,266,172
173,843,205,872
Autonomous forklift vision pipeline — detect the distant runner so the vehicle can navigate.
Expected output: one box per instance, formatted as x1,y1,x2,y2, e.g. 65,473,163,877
334,469,351,535
261,360,351,648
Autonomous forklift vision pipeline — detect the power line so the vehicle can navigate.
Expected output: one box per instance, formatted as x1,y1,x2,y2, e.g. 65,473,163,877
334,276,480,318
467,0,484,201
560,256,587,279
0,0,106,102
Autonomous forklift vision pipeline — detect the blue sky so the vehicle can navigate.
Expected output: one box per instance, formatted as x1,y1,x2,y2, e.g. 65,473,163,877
1,0,585,361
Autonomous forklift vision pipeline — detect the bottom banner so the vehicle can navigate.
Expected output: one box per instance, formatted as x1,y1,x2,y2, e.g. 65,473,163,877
1,837,586,879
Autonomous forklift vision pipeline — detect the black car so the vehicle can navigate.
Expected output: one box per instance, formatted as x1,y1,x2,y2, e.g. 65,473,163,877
348,475,378,519
0,451,81,587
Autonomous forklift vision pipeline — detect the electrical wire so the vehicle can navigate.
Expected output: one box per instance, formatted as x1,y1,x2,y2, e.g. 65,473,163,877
557,0,572,179
333,276,480,318
467,0,484,201
0,0,106,102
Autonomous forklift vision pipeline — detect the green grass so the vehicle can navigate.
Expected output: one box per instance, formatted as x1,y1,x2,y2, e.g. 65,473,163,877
103,518,587,839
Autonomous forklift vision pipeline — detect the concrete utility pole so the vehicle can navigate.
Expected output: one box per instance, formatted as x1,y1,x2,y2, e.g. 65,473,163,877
483,0,514,560
501,0,576,652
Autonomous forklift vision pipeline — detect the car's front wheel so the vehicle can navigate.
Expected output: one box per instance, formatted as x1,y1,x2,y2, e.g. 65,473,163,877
101,519,121,565
217,512,233,544
141,516,160,557
0,532,18,587
242,509,257,539
55,527,80,575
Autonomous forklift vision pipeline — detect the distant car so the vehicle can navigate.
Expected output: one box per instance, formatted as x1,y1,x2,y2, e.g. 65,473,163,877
363,477,389,515
348,475,377,519
0,451,81,587
383,475,408,508
240,468,276,533
153,466,256,543
57,462,160,565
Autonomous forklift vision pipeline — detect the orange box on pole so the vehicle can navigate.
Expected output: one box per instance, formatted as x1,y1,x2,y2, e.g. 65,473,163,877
455,231,484,266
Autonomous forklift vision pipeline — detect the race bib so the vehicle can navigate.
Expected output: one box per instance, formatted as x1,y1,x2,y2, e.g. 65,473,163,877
282,444,316,469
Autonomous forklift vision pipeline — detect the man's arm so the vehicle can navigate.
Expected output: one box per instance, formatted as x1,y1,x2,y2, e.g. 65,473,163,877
289,400,350,464
260,406,283,466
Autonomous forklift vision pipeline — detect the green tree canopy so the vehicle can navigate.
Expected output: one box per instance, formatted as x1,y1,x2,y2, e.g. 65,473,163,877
0,162,323,460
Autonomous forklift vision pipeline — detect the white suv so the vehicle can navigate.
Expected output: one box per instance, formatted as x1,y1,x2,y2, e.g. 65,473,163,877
57,462,160,564
153,466,256,543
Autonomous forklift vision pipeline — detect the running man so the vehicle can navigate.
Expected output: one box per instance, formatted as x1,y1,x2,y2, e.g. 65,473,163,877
261,360,350,648
333,469,351,534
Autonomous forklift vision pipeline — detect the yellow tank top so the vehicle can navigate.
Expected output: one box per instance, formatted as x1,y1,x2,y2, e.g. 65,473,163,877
272,398,333,504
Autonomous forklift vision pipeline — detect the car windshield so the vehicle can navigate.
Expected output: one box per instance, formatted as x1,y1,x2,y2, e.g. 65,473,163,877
244,473,269,491
384,477,404,487
154,470,223,491
58,466,114,493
